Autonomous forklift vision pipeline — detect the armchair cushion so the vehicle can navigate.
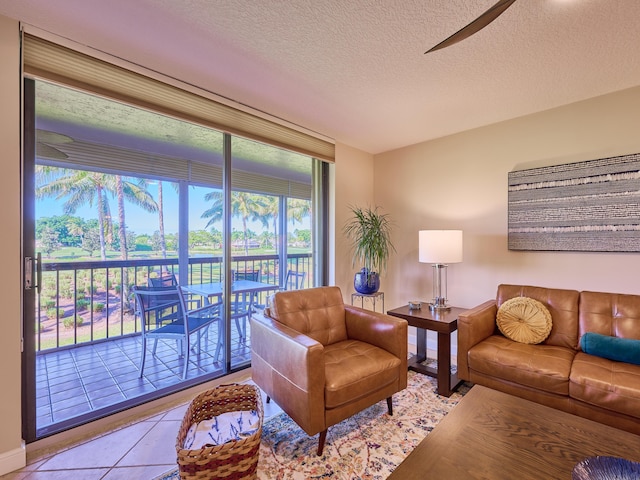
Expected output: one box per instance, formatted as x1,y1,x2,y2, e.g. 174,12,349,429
324,339,401,409
269,286,348,346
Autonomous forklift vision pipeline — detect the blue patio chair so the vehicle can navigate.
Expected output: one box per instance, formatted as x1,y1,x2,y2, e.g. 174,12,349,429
149,272,178,287
147,273,181,326
284,270,306,290
133,285,219,379
232,270,260,341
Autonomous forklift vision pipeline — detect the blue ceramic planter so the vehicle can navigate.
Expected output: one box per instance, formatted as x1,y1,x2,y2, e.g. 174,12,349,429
354,268,380,294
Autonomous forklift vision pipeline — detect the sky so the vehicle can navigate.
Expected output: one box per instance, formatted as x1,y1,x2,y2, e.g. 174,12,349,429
36,182,310,237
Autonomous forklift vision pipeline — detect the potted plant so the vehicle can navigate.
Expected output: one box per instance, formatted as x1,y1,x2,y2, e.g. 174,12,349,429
343,205,395,294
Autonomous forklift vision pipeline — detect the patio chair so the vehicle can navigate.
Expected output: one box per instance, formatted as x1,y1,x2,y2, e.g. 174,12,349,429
234,269,260,282
149,272,178,287
133,285,220,379
284,270,306,290
232,270,260,340
230,291,253,342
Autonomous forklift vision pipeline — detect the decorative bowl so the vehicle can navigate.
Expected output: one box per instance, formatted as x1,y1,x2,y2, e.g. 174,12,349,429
572,456,640,480
408,301,422,310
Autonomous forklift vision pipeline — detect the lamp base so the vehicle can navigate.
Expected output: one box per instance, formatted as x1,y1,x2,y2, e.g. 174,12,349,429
428,303,451,312
428,296,451,311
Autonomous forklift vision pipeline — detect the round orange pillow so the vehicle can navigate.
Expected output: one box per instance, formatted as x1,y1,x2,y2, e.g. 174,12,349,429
496,297,552,344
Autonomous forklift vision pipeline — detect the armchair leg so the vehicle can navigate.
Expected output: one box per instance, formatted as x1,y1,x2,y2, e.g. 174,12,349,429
387,397,393,416
317,430,327,456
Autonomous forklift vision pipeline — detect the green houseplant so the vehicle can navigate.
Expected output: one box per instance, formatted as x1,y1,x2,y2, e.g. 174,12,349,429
343,205,395,294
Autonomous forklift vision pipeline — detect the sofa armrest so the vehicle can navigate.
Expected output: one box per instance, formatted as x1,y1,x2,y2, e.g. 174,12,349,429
344,305,408,388
250,314,326,435
457,300,497,381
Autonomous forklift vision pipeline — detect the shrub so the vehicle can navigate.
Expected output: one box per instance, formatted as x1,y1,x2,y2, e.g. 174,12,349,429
76,298,90,310
42,299,56,309
46,307,61,319
63,316,83,329
93,302,105,313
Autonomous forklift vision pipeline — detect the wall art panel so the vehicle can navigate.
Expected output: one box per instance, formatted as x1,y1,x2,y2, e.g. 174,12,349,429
508,153,640,252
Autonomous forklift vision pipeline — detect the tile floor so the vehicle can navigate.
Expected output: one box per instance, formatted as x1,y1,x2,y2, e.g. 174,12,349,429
4,374,282,480
37,325,251,434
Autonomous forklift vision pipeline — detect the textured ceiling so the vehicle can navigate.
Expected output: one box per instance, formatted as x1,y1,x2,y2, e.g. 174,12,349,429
2,0,640,154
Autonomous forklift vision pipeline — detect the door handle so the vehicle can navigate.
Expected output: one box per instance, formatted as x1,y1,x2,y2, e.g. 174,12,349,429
24,256,32,290
24,253,42,294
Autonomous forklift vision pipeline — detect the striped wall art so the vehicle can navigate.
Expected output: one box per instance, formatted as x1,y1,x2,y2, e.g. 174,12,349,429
508,153,640,252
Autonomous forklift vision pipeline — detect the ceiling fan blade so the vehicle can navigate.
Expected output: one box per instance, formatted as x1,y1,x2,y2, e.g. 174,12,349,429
425,0,517,54
36,143,68,160
36,129,74,144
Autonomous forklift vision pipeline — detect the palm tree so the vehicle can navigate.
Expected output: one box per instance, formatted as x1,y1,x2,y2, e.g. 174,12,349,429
288,198,311,226
259,196,280,253
114,174,157,308
236,196,311,253
36,167,158,261
201,190,267,255
115,174,157,259
37,168,112,260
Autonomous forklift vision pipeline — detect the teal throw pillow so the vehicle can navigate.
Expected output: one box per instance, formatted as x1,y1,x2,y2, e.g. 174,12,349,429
580,332,640,365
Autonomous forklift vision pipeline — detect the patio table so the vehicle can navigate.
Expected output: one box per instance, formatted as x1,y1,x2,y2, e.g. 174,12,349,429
183,280,279,305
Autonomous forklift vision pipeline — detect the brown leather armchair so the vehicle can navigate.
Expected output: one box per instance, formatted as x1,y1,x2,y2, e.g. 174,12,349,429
251,286,408,455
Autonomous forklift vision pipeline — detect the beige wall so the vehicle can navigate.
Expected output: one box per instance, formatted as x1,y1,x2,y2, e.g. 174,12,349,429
375,86,640,313
0,14,26,474
333,143,375,297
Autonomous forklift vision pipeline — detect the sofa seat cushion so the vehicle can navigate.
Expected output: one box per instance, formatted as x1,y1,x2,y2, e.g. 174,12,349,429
323,339,401,409
468,335,575,395
570,352,640,419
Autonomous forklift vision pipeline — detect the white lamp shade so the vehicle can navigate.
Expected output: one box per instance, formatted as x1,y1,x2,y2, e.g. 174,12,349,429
419,230,463,264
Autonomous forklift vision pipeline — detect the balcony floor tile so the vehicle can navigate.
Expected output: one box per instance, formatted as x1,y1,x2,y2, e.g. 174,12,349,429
35,326,252,436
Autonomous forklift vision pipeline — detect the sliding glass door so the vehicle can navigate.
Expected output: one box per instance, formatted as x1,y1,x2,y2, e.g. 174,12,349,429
23,78,322,442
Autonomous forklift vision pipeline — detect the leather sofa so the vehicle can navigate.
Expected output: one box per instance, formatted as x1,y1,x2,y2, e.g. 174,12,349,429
251,286,408,455
457,284,640,435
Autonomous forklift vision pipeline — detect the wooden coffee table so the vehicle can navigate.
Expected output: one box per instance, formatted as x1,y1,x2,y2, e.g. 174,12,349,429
387,305,465,396
388,385,640,479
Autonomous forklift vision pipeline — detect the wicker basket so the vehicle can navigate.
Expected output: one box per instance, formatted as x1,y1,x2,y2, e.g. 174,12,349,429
176,384,263,480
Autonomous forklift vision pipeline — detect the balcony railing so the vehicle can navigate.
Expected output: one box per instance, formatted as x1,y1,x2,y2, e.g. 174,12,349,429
36,253,312,352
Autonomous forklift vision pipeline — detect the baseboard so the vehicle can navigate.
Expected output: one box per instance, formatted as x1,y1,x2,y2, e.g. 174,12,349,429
0,441,26,476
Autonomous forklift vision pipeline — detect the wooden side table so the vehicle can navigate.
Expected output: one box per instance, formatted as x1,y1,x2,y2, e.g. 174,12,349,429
351,291,384,313
387,304,465,397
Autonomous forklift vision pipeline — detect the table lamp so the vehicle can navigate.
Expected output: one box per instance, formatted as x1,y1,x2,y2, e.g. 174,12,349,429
419,230,463,311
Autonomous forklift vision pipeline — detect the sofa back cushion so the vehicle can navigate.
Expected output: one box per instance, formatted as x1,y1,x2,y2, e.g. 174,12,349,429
497,284,580,349
579,291,640,342
269,286,348,346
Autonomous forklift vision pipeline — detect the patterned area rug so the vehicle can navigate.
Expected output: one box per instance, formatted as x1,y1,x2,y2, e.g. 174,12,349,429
155,372,469,479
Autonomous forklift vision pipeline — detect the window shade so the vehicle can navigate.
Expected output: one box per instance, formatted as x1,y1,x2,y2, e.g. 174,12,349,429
23,34,335,163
